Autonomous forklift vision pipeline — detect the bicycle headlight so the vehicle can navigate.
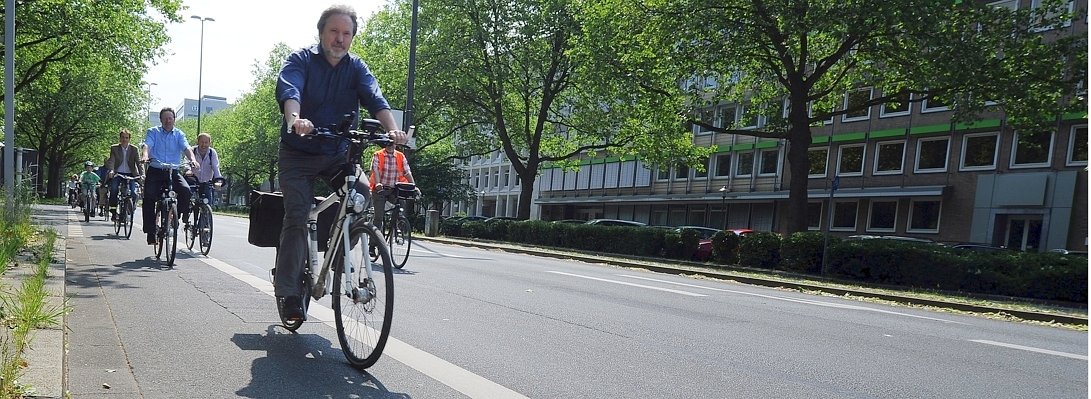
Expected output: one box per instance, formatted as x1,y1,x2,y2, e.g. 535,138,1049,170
350,192,367,214
168,191,177,199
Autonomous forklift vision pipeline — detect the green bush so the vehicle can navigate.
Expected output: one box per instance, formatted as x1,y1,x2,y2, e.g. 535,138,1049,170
780,232,830,273
462,221,487,238
738,232,781,269
711,230,741,264
662,231,683,259
678,229,699,260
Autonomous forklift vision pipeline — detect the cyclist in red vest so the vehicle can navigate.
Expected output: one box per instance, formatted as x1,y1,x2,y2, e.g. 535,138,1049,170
369,138,418,233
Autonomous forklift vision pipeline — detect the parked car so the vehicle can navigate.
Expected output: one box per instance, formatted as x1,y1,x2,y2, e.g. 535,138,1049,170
845,234,938,245
1049,249,1089,257
551,219,586,224
484,216,521,223
947,243,1012,253
584,219,647,227
675,226,721,261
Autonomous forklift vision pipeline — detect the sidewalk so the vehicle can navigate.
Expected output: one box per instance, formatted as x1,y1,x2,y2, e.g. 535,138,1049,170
415,234,1089,326
20,205,70,398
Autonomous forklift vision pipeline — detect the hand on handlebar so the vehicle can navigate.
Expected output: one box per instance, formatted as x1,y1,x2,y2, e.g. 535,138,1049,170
288,113,315,136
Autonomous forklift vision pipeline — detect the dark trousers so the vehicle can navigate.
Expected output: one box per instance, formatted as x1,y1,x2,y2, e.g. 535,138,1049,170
142,167,192,237
109,173,138,207
274,146,370,298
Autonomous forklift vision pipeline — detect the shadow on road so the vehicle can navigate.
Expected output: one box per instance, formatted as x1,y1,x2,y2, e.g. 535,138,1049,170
232,325,411,399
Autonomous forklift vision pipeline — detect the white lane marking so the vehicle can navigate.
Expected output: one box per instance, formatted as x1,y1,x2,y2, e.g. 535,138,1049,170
970,339,1088,361
546,271,706,297
619,274,966,324
198,257,529,399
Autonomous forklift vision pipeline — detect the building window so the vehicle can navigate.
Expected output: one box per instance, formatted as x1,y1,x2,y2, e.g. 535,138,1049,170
674,163,689,180
836,143,865,176
832,201,858,231
808,147,829,178
656,165,669,181
807,202,823,230
1011,130,1054,168
721,105,738,129
908,199,941,233
988,0,1018,10
921,94,950,113
694,157,710,178
960,132,1000,171
809,101,834,125
758,149,779,176
867,201,898,232
736,152,754,177
1030,0,1074,31
873,140,905,175
842,87,873,122
714,154,732,177
880,91,911,117
915,137,950,173
1068,125,1088,166
739,105,760,129
695,107,718,135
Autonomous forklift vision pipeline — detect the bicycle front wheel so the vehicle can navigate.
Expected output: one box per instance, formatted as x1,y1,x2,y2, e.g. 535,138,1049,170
122,198,134,239
184,207,197,251
154,203,165,258
332,220,394,369
198,204,213,255
165,204,179,266
113,206,122,235
389,217,412,269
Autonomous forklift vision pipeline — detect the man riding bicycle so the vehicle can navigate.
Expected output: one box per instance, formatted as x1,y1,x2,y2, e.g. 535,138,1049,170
142,107,198,245
107,128,144,221
189,132,224,204
273,4,408,322
369,138,419,233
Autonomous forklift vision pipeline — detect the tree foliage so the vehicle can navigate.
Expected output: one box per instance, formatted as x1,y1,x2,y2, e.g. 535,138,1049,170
361,0,711,219
575,0,1086,232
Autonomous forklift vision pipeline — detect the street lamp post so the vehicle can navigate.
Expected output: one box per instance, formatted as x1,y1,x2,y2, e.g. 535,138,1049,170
718,185,728,229
190,15,215,134
143,82,157,131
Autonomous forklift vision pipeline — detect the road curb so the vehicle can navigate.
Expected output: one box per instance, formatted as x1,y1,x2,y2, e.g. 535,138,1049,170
417,235,1088,326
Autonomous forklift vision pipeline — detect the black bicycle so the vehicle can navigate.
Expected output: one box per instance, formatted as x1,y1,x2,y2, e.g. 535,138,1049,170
185,178,224,256
373,183,417,269
112,174,141,239
149,162,183,267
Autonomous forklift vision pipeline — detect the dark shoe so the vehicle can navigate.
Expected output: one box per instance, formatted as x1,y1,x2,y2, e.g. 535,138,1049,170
277,296,306,322
147,233,156,245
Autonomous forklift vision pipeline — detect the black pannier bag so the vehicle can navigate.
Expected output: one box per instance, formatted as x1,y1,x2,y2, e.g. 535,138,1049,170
249,191,340,251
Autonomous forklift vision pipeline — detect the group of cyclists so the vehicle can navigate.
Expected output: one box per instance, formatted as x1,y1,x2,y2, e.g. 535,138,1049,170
65,4,418,369
70,115,226,240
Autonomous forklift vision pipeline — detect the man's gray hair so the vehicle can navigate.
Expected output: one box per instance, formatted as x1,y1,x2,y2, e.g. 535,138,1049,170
317,4,358,36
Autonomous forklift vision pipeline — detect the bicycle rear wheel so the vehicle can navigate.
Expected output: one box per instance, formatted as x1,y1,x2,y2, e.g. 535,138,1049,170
332,220,394,369
198,204,213,255
389,216,412,269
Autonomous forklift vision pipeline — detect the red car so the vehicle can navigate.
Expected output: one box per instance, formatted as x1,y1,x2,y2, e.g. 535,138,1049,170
676,226,754,261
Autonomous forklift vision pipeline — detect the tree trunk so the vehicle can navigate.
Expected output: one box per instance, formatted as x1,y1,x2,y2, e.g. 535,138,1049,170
516,168,537,220
783,96,815,234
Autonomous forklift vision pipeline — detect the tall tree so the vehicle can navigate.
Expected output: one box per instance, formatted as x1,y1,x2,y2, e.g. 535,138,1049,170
362,0,709,220
576,0,1086,233
3,0,182,101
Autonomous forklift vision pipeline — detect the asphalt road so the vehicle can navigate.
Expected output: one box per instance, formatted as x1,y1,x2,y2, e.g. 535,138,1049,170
59,205,1087,398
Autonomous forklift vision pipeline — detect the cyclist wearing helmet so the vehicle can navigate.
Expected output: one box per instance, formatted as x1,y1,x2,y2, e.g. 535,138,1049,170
369,137,417,233
78,161,102,216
